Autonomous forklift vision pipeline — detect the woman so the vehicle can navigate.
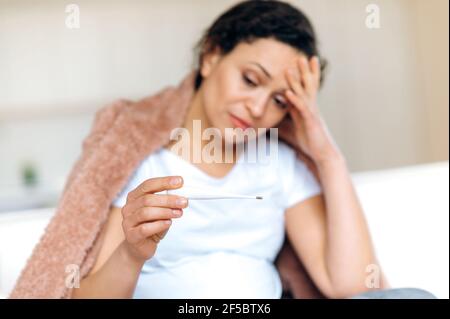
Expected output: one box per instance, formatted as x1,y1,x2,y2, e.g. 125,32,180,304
67,0,433,299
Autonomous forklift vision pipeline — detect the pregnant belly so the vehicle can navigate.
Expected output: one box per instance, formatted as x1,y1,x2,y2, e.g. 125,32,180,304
133,252,282,299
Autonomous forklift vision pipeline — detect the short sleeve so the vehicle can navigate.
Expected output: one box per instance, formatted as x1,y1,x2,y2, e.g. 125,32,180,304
112,159,149,208
279,143,322,209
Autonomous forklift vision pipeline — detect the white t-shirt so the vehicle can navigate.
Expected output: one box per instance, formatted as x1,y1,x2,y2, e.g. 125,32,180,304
112,140,322,298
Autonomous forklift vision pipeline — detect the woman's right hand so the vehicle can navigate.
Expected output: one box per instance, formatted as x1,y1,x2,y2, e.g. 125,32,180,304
120,176,188,263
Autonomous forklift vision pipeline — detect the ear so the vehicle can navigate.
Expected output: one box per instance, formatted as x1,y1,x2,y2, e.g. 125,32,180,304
200,47,222,78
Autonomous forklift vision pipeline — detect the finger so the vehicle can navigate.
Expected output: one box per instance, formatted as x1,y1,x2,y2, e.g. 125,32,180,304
149,235,161,244
297,56,314,96
140,194,188,209
149,228,170,244
126,206,183,228
286,90,312,121
285,68,305,98
123,193,188,218
127,220,172,244
127,176,183,202
310,56,321,89
289,106,305,131
157,228,170,240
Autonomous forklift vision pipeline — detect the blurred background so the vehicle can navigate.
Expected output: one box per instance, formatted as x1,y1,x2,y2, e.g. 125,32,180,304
0,0,448,298
0,0,448,212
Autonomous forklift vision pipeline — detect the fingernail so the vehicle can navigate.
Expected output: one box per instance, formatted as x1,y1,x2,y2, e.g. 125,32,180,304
176,197,188,206
170,177,182,186
165,220,172,225
172,209,182,216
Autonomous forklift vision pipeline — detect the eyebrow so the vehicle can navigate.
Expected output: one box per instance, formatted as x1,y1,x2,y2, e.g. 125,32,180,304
248,62,272,79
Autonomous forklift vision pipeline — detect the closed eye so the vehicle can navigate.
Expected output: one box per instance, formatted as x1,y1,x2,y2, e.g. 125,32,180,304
274,96,288,109
243,74,257,87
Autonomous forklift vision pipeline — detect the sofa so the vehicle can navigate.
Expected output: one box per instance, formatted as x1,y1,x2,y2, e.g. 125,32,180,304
0,161,448,298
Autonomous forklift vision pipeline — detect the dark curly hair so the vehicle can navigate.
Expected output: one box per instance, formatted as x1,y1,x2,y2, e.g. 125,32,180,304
193,0,327,91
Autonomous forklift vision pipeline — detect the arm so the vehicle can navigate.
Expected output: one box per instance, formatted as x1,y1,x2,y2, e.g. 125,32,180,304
282,55,388,298
285,154,386,298
72,176,188,298
72,206,145,299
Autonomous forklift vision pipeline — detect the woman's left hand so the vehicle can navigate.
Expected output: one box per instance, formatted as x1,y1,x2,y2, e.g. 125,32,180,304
284,55,342,167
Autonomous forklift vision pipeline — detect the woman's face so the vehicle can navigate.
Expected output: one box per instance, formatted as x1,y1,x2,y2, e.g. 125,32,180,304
199,38,305,145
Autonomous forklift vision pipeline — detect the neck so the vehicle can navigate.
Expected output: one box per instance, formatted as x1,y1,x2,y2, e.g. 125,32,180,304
165,88,238,164
184,89,211,141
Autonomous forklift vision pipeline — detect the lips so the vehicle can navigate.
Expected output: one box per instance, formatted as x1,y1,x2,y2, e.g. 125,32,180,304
229,113,252,130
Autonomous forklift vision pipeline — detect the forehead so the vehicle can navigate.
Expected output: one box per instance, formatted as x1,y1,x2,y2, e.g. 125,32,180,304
228,38,304,77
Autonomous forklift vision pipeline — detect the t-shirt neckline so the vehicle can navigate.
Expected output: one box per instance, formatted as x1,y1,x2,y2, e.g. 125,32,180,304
160,146,246,184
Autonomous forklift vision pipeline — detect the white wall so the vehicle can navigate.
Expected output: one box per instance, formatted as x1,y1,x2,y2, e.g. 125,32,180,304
0,0,448,201
413,0,449,162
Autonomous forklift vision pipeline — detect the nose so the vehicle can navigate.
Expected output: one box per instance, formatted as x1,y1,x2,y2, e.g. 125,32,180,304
245,93,268,118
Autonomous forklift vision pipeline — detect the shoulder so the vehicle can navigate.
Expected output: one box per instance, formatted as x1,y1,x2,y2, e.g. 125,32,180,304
277,140,297,159
275,139,299,170
258,139,299,185
93,99,134,129
275,140,314,186
82,99,133,151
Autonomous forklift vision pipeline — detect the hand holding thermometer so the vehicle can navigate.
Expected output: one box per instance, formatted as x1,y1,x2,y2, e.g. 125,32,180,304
156,186,263,200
